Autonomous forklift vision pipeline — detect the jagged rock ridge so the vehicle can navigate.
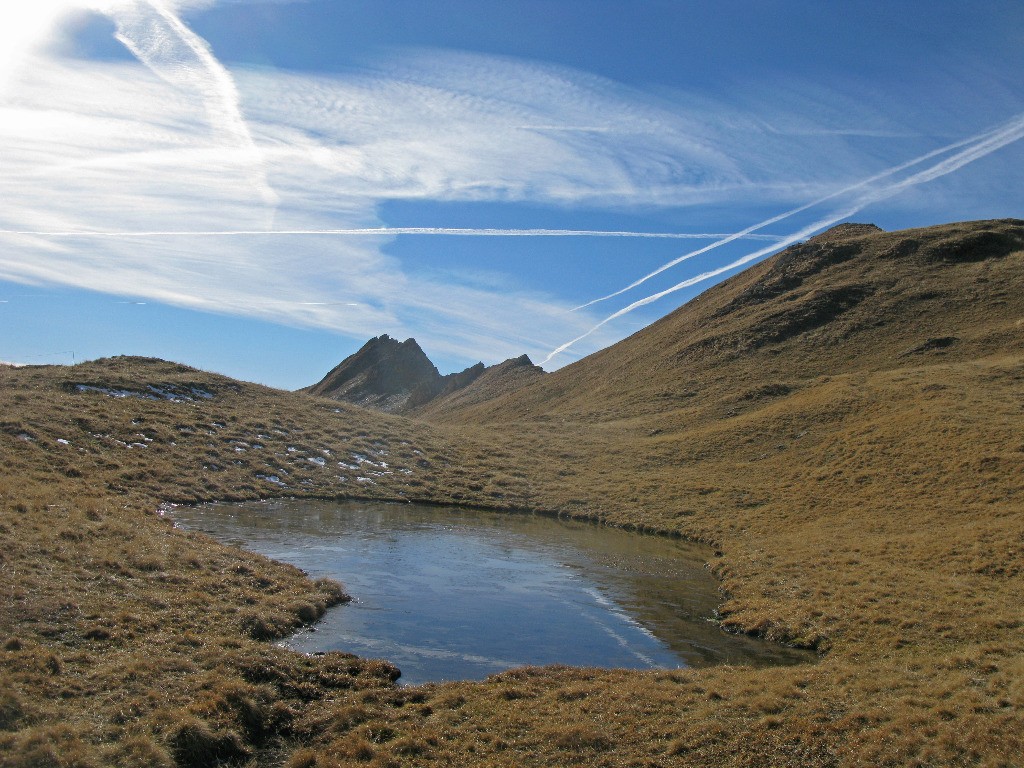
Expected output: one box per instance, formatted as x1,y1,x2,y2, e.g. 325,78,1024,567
302,335,440,413
304,335,544,414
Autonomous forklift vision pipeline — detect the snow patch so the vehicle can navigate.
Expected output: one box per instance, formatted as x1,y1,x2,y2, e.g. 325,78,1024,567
73,383,215,402
256,474,287,487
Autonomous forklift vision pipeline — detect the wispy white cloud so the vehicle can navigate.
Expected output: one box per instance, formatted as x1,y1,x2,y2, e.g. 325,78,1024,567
0,4,1018,371
0,43,853,367
108,0,278,208
0,226,783,240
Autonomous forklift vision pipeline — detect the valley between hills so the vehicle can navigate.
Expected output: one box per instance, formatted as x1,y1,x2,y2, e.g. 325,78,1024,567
2,218,1023,767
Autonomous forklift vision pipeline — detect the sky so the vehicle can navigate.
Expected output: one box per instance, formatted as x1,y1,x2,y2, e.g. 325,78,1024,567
0,1,1022,389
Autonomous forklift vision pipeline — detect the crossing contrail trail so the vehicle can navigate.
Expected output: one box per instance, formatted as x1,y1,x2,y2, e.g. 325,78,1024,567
572,119,1018,312
110,0,278,208
542,113,1024,366
0,227,784,240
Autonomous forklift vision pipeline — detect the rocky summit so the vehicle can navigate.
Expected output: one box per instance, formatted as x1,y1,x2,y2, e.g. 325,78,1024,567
305,335,545,415
302,334,440,413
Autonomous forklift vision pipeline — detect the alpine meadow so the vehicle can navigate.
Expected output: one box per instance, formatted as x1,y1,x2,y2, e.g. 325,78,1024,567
3,219,1023,766
3,2,1024,766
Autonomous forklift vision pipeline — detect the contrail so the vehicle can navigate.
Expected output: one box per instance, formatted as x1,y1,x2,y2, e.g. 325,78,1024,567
0,227,784,240
572,119,1017,312
543,113,1024,366
109,0,278,208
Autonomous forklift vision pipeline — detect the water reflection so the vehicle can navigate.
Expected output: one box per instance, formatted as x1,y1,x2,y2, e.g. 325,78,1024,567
174,499,813,684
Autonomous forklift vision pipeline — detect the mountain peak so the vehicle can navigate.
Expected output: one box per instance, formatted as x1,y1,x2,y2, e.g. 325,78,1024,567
303,335,440,412
304,340,544,415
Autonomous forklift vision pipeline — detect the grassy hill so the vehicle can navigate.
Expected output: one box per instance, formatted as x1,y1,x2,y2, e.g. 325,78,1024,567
430,219,1024,423
2,218,1022,767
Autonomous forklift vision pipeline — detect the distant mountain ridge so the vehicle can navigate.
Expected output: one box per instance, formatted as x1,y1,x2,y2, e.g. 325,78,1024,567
303,334,544,414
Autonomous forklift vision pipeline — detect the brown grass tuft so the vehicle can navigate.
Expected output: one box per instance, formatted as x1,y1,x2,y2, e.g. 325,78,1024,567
0,687,25,730
166,717,250,767
108,735,174,768
549,725,614,752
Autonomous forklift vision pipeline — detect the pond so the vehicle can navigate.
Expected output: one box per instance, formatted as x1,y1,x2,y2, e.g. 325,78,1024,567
173,499,814,684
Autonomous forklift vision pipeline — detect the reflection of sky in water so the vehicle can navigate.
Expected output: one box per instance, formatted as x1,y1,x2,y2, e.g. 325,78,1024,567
174,500,813,684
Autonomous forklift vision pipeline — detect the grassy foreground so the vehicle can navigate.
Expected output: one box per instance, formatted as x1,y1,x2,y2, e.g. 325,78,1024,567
2,219,1023,766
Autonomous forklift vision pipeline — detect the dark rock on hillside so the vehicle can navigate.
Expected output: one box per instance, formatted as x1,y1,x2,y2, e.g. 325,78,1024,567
410,354,546,419
304,337,544,416
405,362,487,410
303,335,441,413
749,283,872,348
719,223,881,314
920,227,1024,264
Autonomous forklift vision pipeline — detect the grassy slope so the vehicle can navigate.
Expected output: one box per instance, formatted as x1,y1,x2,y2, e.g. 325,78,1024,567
2,219,1023,767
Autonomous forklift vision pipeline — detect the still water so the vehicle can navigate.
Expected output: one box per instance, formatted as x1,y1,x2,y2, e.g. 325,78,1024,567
174,499,813,684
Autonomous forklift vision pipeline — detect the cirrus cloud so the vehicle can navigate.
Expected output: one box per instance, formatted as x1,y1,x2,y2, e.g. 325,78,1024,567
0,1,1019,372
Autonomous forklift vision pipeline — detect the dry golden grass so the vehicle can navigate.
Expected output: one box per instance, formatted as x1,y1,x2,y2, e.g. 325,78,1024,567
2,218,1023,766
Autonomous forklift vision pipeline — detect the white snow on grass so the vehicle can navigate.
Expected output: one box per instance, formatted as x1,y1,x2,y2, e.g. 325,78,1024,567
74,384,215,402
75,385,143,399
256,474,287,487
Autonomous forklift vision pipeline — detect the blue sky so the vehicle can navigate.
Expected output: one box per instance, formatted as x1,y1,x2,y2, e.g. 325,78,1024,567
1,1,1021,388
